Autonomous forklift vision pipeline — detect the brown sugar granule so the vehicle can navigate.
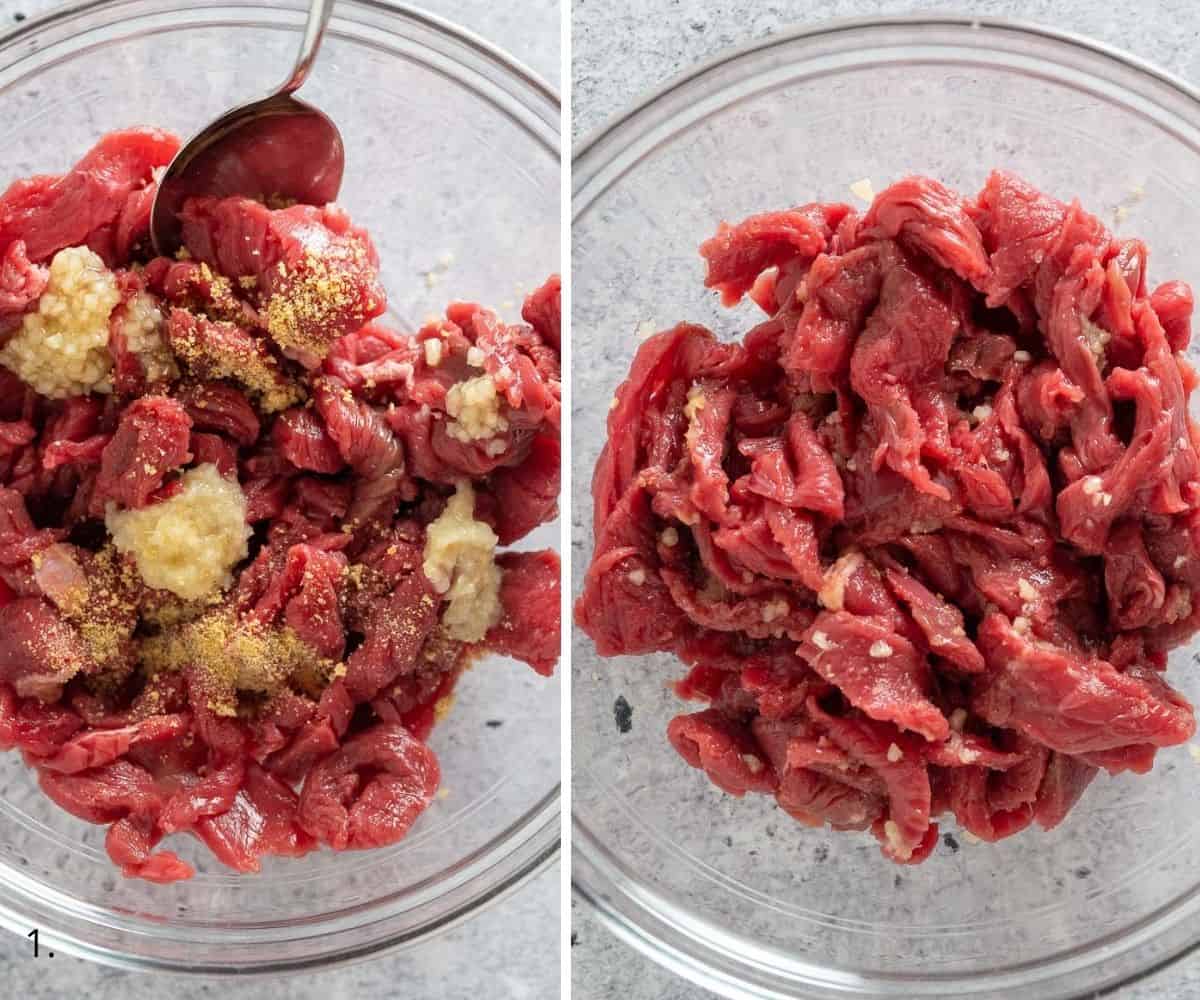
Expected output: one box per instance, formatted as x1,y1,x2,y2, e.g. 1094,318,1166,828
27,605,94,688
138,607,337,716
167,308,304,414
73,547,141,670
34,544,140,673
264,246,374,363
197,263,236,310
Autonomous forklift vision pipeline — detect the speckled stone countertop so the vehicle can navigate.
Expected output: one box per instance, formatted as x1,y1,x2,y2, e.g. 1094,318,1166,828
570,1,1200,998
0,2,560,999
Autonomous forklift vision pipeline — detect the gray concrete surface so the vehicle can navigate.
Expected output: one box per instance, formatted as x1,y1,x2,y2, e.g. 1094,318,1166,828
0,1,560,999
570,2,1200,998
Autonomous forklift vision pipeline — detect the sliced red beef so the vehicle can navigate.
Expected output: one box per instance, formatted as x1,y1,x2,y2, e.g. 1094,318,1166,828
105,814,194,883
753,717,883,829
0,127,179,265
91,395,192,514
264,717,340,785
321,321,418,395
484,431,560,544
272,406,344,474
0,684,81,754
382,668,460,743
1105,520,1166,630
482,550,561,676
0,598,95,700
782,244,883,388
189,432,238,477
0,127,559,883
884,567,983,672
974,170,1067,306
700,204,845,306
974,613,1194,754
0,239,47,323
739,412,844,520
298,722,440,850
282,545,347,661
453,304,561,432
157,758,244,834
194,763,315,872
143,256,263,330
342,572,438,703
799,611,948,741
667,709,779,796
1033,752,1098,831
589,323,714,533
37,714,189,774
1151,279,1193,351
809,704,933,862
849,245,959,500
579,170,1200,863
943,765,1034,843
313,377,408,527
522,273,561,352
174,381,260,446
861,176,990,286
165,307,296,405
179,197,385,366
0,420,36,458
41,396,110,472
38,758,163,824
577,485,688,656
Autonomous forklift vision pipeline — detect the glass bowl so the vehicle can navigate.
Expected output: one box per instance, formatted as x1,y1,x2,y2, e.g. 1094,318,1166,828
0,0,560,975
572,16,1200,1000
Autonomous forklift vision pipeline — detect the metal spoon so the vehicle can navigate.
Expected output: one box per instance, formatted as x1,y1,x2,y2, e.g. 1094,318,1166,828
150,0,344,255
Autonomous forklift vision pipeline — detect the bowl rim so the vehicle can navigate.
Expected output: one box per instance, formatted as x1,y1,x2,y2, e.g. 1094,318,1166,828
571,13,1200,1000
9,0,560,111
574,12,1200,171
0,0,561,977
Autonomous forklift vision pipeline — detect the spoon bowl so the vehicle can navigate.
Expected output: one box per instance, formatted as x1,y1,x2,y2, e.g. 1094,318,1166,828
149,0,341,254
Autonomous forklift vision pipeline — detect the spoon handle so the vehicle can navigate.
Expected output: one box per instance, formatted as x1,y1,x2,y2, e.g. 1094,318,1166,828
281,0,335,94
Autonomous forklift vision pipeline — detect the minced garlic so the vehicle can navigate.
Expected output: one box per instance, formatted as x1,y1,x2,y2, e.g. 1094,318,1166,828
445,374,508,442
422,481,502,642
818,550,863,611
1081,316,1111,363
761,597,789,623
105,464,251,600
849,178,876,203
0,246,120,398
119,292,179,384
882,819,912,860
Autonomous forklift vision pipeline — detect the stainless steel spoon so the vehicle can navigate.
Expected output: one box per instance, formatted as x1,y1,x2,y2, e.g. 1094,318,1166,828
150,0,344,255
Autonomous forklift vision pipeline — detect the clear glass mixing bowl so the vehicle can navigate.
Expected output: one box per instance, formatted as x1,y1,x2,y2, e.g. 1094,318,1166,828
0,0,560,974
572,17,1200,1000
